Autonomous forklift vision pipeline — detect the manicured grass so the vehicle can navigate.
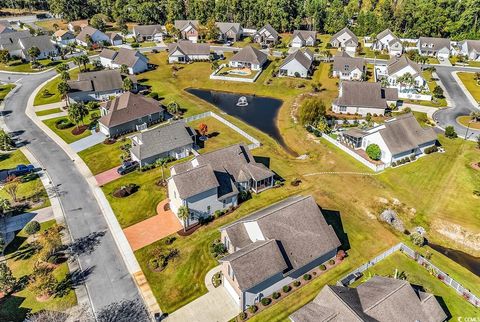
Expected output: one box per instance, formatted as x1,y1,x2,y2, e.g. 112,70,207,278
0,59,65,73
468,61,480,67
457,116,480,130
0,150,50,211
366,63,375,82
34,67,83,106
78,139,126,175
428,57,440,64
35,108,63,117
360,45,390,60
43,111,99,144
101,166,168,228
0,83,15,100
188,117,252,153
0,220,77,321
349,251,478,319
457,72,480,102
34,18,68,32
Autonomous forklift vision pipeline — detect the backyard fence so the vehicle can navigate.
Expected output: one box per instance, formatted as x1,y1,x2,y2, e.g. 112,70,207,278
183,111,261,150
209,63,264,83
321,133,385,172
338,243,480,308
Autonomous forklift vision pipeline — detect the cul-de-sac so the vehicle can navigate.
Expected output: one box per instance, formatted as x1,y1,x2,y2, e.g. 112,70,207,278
0,2,478,322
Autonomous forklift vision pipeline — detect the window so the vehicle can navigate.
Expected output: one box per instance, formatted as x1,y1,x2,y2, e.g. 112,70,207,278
339,106,347,112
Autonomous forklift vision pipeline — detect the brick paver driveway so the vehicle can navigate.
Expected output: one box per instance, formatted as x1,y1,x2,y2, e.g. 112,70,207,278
95,167,122,186
123,200,182,251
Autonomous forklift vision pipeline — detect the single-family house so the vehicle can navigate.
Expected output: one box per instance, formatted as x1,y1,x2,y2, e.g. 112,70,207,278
332,51,365,80
379,55,427,92
0,31,31,57
130,121,195,166
229,46,268,71
220,195,341,310
168,144,275,227
332,81,398,116
133,24,166,43
99,48,149,74
290,30,316,48
17,35,59,61
106,32,123,46
279,48,314,78
167,40,211,63
216,22,243,43
330,27,358,55
53,30,76,45
372,29,403,57
253,24,279,46
418,37,451,59
0,20,13,34
98,92,164,136
340,113,437,166
459,40,480,61
174,20,200,43
290,276,447,322
68,20,88,33
76,26,110,47
67,69,137,103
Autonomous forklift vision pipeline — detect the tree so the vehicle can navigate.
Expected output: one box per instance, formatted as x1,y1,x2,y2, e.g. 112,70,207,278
433,85,444,98
57,81,71,106
30,263,57,298
167,101,179,117
55,63,69,74
0,49,10,64
410,232,425,246
79,54,90,71
177,206,190,232
155,157,170,182
123,77,134,91
90,14,107,32
4,177,19,203
0,198,10,216
477,135,480,149
444,125,457,139
37,224,64,262
298,97,326,126
366,144,381,161
120,64,129,74
0,129,14,151
60,70,70,81
68,102,89,130
211,60,219,71
470,111,480,122
27,46,41,63
0,262,16,294
73,56,84,71
204,18,220,41
116,16,128,35
198,123,208,138
25,220,41,236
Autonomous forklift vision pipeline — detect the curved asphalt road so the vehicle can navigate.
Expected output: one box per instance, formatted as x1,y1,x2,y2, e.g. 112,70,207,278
0,71,145,317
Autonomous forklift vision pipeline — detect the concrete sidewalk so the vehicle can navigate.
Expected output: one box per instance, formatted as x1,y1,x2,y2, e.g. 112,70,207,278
2,206,54,233
38,111,67,120
401,104,437,119
34,101,65,111
70,131,107,152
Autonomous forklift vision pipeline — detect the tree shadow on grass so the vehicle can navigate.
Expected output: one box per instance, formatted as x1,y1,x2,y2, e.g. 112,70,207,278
55,266,95,298
321,208,351,252
4,233,37,261
65,230,106,258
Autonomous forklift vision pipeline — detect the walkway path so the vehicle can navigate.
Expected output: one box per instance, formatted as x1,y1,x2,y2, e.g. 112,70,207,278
95,166,122,186
34,101,65,111
38,110,67,120
400,103,437,119
123,200,183,251
165,265,240,322
70,131,107,152
2,206,54,233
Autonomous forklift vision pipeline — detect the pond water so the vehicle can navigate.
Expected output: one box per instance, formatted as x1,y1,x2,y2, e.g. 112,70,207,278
186,88,295,154
429,243,480,277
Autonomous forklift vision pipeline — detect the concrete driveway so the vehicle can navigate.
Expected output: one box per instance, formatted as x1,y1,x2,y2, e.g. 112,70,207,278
166,266,240,322
69,131,107,152
95,166,122,186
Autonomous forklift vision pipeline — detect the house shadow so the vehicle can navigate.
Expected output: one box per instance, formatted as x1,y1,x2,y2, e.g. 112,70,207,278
434,295,452,320
321,209,350,252
253,156,285,182
0,294,30,321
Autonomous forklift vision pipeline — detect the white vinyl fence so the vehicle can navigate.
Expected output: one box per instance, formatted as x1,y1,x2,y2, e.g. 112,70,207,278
183,111,261,150
321,133,385,172
210,64,263,83
338,243,480,308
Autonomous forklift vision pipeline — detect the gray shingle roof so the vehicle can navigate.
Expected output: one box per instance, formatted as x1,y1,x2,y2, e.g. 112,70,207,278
76,26,103,43
0,30,30,48
257,24,279,39
330,27,358,46
292,30,317,42
230,45,268,65
280,48,313,70
19,35,57,53
133,24,165,36
290,276,447,322
461,40,480,53
99,48,117,59
376,28,395,41
379,113,437,155
68,69,125,93
99,92,163,128
220,195,341,290
130,121,194,161
216,22,241,35
335,81,388,110
387,55,421,77
171,164,219,199
333,51,365,73
167,40,210,56
419,37,450,51
174,20,199,31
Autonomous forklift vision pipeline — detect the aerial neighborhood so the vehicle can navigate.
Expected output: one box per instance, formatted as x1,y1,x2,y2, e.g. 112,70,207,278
0,4,479,322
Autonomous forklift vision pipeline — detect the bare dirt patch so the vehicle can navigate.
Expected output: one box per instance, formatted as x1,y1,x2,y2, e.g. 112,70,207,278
433,221,480,254
71,125,88,136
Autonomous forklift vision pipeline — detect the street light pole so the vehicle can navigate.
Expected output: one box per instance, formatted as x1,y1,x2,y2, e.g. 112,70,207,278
465,120,472,140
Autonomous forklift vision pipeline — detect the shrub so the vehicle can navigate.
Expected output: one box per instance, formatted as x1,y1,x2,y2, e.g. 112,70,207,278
391,161,397,167
272,292,281,299
239,312,247,320
283,285,291,293
248,305,258,313
328,259,335,265
293,280,301,287
303,274,311,280
214,210,223,219
55,118,74,129
165,236,176,245
366,144,381,161
445,126,457,138
25,220,41,235
409,155,416,161
424,146,438,154
131,42,140,48
261,297,271,306
336,249,346,260
319,264,327,271
410,232,425,246
148,92,159,100
149,258,160,270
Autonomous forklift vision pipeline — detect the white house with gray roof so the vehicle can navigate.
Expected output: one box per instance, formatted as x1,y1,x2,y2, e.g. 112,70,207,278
279,48,314,78
459,40,480,61
330,27,358,56
130,121,195,166
290,30,317,48
332,51,365,80
253,24,279,46
219,195,340,310
133,24,166,43
167,144,275,228
0,32,59,61
229,46,268,71
290,276,446,322
340,113,437,166
372,29,403,57
216,22,243,43
99,48,149,74
174,20,200,43
167,40,210,63
75,26,110,46
418,37,451,59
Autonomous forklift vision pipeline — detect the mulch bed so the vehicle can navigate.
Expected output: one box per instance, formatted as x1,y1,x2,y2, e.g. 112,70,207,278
471,162,480,171
71,125,88,136
103,138,117,145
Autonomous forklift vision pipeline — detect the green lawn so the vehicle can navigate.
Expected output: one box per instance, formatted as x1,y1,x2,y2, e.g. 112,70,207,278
457,72,480,102
43,111,99,144
34,67,82,106
0,220,77,321
360,45,391,60
0,83,15,101
428,57,440,64
35,108,63,117
457,115,480,130
0,59,66,73
0,150,50,211
78,139,125,175
34,18,68,32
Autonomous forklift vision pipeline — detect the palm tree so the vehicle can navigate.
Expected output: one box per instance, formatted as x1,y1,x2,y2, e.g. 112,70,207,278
167,101,179,117
211,60,219,71
470,111,480,122
55,63,69,74
79,54,90,71
27,46,41,63
123,77,134,91
60,70,70,81
0,198,11,217
177,206,190,232
73,56,83,72
120,64,129,74
67,102,89,130
155,157,169,182
57,81,70,106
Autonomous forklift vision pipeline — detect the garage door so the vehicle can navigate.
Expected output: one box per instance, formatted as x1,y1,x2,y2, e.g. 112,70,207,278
188,36,198,43
223,276,240,306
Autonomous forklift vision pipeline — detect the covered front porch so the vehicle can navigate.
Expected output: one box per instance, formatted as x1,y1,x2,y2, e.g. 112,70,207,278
251,176,274,193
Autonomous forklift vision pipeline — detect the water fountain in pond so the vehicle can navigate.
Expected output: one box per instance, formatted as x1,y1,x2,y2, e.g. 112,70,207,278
236,96,248,107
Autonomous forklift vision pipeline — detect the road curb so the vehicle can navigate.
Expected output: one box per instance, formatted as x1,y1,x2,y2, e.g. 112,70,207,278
451,71,479,110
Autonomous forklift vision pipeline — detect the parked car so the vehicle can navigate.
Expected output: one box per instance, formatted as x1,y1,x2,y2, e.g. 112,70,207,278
8,164,34,176
117,161,139,175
